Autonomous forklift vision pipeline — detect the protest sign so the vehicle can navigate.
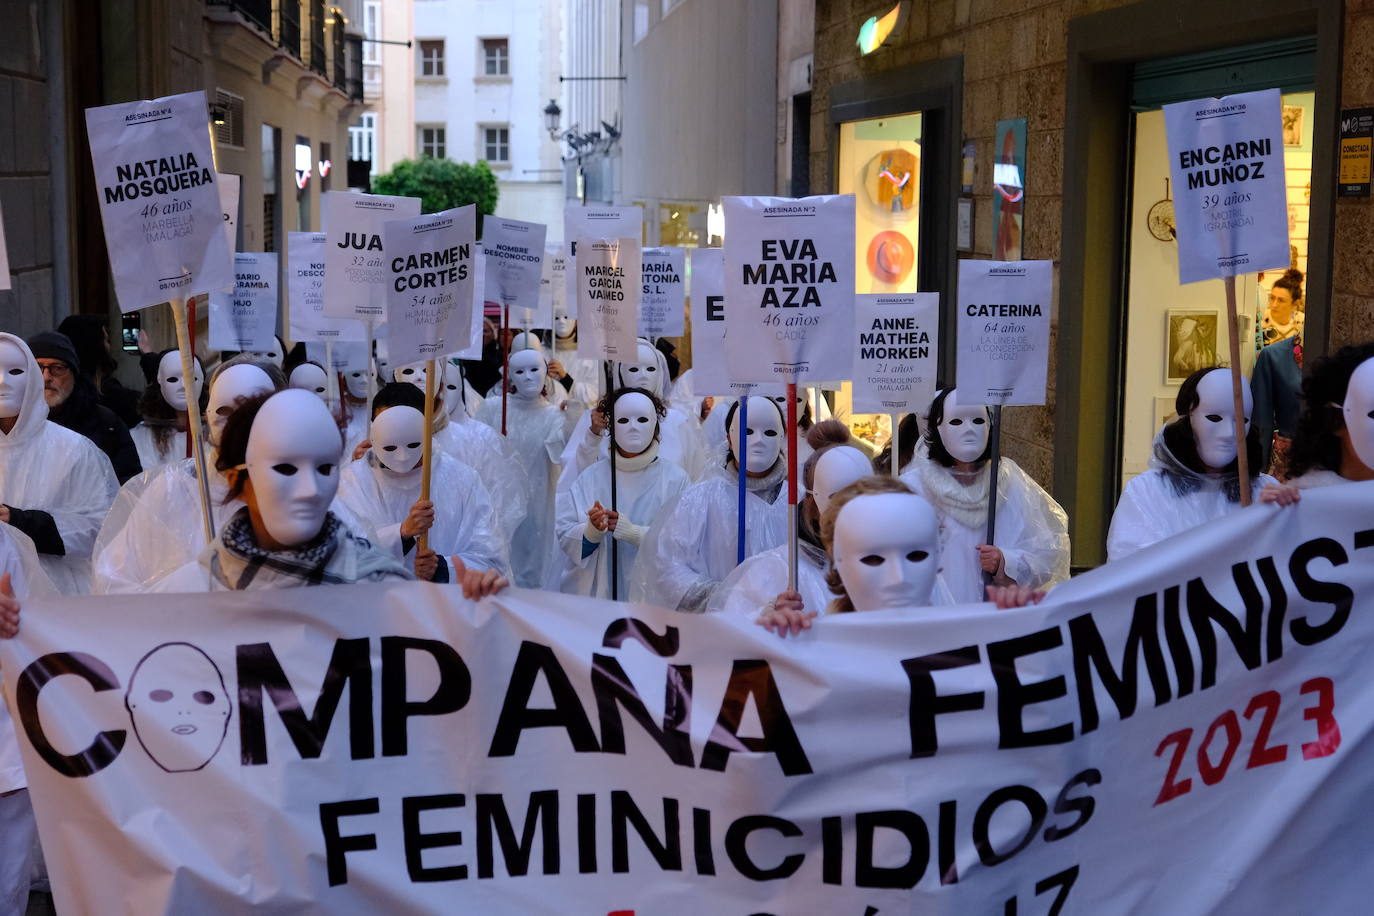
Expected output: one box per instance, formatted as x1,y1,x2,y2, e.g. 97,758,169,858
723,195,855,384
7,484,1374,914
84,89,233,311
450,246,486,360
484,217,548,329
305,339,368,373
687,248,780,398
638,247,686,338
564,206,642,316
208,252,278,351
1163,89,1290,284
323,191,423,321
218,173,240,250
383,206,477,367
287,232,365,342
851,292,939,414
575,237,641,362
955,259,1052,406
538,245,566,333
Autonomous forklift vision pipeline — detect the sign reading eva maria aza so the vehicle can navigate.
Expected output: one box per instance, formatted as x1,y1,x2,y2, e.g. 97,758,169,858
6,485,1374,914
575,237,642,362
723,195,855,384
1164,88,1290,284
956,259,1052,406
84,89,233,311
323,190,423,322
852,293,939,414
383,205,477,367
208,252,278,351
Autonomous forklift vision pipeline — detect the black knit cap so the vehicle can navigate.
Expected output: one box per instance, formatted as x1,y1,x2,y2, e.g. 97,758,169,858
26,331,81,374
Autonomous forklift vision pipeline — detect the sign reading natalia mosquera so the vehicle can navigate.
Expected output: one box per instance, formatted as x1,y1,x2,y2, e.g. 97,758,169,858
564,205,642,316
955,259,1052,406
208,252,278,351
851,292,939,414
723,195,855,384
287,232,365,343
483,216,549,329
688,248,781,399
575,237,642,362
84,89,233,311
638,246,686,337
5,485,1374,913
1163,88,1290,283
323,191,422,321
383,206,477,367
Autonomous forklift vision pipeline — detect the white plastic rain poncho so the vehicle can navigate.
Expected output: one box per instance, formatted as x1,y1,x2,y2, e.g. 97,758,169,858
434,391,529,544
900,453,1070,605
629,457,790,612
475,382,567,588
552,339,603,414
335,450,509,576
1107,430,1276,561
0,523,53,793
709,540,832,621
130,424,194,470
0,333,118,594
552,441,690,598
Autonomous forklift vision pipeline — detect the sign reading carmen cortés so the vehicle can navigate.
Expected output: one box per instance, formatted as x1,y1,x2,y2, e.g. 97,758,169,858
84,89,233,311
383,205,477,367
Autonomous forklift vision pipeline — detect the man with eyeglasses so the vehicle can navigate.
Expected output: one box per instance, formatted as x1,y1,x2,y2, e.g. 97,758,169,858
27,331,140,483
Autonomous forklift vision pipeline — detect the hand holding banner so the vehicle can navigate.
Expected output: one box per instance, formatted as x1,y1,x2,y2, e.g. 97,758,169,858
955,259,1052,406
575,237,642,362
323,191,423,321
383,206,477,367
851,293,939,415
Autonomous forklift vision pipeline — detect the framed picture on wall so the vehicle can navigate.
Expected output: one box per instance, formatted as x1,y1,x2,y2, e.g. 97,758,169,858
1165,309,1220,384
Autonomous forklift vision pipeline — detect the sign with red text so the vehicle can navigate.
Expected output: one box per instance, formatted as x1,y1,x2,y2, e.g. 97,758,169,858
383,205,477,367
955,259,1052,406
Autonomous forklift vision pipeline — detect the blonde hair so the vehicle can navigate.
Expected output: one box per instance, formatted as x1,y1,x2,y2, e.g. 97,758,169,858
819,475,917,614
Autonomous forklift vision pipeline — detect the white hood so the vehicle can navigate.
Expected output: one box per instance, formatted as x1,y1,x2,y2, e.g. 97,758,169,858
0,332,49,447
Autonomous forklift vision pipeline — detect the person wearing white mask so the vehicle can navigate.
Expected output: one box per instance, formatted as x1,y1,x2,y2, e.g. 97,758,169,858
131,349,206,469
630,396,789,612
475,347,568,587
245,335,286,369
1280,344,1374,490
335,385,508,582
900,388,1069,603
0,333,118,594
1107,367,1276,561
288,362,331,401
92,358,282,593
546,301,601,416
476,335,571,412
553,388,690,598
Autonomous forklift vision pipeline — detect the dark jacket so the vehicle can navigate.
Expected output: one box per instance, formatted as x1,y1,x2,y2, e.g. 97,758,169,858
1251,336,1303,470
49,379,142,483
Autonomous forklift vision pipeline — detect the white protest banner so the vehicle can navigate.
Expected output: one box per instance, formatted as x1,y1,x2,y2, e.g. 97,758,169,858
218,172,240,250
564,205,642,316
484,216,548,329
638,246,686,338
7,485,1374,913
208,252,278,351
1164,88,1290,284
450,245,486,360
323,190,423,321
687,248,780,398
538,244,566,332
383,205,477,367
723,194,855,384
287,232,366,342
955,259,1052,406
852,292,939,414
575,237,641,362
84,89,233,310
0,199,9,290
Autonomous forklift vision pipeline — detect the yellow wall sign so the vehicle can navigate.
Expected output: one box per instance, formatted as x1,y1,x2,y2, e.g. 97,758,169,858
1339,108,1373,198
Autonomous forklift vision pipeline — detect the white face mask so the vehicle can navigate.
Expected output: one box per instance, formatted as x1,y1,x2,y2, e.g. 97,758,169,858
157,351,204,413
611,391,656,455
554,305,575,339
442,362,465,419
833,493,940,612
345,368,370,399
244,390,342,546
771,393,806,419
288,363,330,401
1189,368,1252,470
511,332,542,354
0,339,32,419
812,446,873,516
207,364,275,447
937,390,989,464
371,405,425,474
617,343,663,397
394,361,429,391
125,643,231,773
1343,358,1374,471
247,338,285,368
509,349,547,400
728,396,784,471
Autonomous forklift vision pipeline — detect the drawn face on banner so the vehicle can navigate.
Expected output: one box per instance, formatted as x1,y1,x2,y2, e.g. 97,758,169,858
729,396,784,471
288,363,330,401
157,351,204,413
244,390,342,545
812,447,873,515
617,343,664,397
509,349,547,400
394,361,429,391
554,302,576,340
612,391,657,455
344,367,370,400
371,405,425,474
833,493,940,612
124,642,231,773
1189,369,1252,470
442,362,466,420
247,336,285,368
0,338,32,419
938,390,990,464
1343,358,1374,471
206,364,274,446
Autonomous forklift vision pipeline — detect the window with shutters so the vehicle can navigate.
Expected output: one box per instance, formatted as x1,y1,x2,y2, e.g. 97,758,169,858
419,40,445,77
481,38,508,76
212,89,244,148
